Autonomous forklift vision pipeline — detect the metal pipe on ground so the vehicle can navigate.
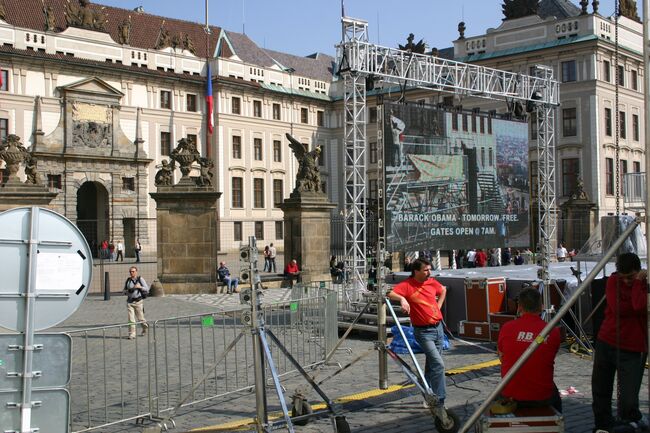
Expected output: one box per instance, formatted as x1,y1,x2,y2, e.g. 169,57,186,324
459,217,642,433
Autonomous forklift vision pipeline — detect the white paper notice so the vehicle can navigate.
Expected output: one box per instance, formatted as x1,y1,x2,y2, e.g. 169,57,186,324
35,253,84,292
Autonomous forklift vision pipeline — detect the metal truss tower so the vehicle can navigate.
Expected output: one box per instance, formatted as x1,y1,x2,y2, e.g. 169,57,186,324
339,17,370,287
336,19,560,287
534,65,558,296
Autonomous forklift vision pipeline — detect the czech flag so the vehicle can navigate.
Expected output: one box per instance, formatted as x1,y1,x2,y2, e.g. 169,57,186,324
206,63,214,134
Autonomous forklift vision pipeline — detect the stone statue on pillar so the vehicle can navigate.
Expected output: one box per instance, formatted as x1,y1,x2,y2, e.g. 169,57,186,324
286,133,323,195
150,137,220,293
0,134,57,210
0,134,29,185
280,133,336,283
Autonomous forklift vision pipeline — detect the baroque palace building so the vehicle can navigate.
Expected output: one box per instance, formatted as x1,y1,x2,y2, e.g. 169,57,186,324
450,0,647,249
1,0,645,256
0,0,337,255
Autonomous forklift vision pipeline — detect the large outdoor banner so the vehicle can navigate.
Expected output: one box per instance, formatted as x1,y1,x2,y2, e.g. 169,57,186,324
384,101,529,252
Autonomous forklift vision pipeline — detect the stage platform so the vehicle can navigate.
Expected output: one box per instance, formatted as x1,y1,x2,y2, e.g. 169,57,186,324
384,261,619,335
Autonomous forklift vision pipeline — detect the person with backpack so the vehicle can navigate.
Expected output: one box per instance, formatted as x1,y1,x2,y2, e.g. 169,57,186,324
123,266,149,339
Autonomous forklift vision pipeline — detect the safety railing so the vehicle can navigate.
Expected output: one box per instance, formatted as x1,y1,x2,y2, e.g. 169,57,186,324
67,284,337,433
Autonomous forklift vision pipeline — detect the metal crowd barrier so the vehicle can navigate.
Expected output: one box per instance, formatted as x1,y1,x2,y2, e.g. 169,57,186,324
67,285,337,433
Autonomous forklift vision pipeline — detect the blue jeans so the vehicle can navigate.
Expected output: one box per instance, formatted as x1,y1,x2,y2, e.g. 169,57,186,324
413,322,446,405
223,277,239,293
592,339,647,430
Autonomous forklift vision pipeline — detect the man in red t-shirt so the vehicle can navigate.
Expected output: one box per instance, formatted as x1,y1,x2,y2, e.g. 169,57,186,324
592,252,648,432
388,259,449,413
498,287,561,412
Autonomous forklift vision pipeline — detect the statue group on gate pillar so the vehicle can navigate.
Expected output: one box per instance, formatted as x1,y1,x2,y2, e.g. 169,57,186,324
154,137,214,188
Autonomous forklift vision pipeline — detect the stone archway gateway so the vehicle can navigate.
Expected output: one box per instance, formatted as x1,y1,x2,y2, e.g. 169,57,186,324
76,181,109,257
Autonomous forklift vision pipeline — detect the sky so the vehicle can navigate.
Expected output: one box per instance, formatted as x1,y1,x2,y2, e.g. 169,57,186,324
97,0,623,57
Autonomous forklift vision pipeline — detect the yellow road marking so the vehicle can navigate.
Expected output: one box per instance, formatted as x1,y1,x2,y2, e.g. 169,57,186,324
191,357,500,432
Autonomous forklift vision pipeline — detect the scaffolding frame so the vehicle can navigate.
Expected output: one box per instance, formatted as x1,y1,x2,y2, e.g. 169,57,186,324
337,16,560,294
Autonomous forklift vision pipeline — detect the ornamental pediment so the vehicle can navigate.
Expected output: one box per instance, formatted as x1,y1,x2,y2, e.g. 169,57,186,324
59,77,124,98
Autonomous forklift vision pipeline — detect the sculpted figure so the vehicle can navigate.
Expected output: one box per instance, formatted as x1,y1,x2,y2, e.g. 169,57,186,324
286,133,323,194
24,155,41,185
183,33,197,55
118,16,131,44
155,25,171,49
154,159,175,186
44,6,56,31
170,137,200,178
196,157,214,187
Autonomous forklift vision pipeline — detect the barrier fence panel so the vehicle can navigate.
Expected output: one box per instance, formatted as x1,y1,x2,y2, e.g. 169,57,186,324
67,285,336,433
67,323,154,432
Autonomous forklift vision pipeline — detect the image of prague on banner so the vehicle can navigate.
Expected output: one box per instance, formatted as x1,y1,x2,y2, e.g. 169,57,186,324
383,101,529,252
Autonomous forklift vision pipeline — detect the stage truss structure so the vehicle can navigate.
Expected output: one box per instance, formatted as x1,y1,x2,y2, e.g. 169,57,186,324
337,16,560,291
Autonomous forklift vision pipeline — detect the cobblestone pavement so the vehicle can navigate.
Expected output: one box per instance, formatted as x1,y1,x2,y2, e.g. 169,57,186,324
45,292,649,433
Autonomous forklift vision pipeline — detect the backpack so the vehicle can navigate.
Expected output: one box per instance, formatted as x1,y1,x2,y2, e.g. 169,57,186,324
124,276,147,299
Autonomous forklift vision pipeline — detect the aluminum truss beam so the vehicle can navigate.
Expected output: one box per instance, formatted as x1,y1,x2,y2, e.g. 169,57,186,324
338,37,560,105
340,18,369,289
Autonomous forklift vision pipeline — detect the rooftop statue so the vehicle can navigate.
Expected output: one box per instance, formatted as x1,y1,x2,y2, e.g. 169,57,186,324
118,15,131,45
64,0,108,31
619,0,640,22
502,0,539,20
398,33,426,54
44,5,56,31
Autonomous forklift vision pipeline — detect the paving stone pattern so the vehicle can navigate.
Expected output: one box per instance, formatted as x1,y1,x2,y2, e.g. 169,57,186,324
49,292,649,433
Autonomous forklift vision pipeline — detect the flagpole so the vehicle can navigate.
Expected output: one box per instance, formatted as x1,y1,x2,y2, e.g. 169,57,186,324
205,0,212,159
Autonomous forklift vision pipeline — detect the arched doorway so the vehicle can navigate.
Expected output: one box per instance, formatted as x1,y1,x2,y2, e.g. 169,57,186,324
77,181,109,257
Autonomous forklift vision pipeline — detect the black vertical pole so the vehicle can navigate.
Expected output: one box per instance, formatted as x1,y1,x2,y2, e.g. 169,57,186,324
104,271,111,301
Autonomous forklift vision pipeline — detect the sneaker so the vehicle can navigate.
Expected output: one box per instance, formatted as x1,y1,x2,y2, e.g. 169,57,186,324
140,328,148,336
629,415,649,432
127,335,135,340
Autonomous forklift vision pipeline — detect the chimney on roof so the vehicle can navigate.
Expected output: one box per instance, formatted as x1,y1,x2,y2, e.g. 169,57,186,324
134,6,144,13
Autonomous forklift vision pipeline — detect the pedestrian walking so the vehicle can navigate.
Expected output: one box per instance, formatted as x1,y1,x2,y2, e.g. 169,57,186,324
123,266,149,339
116,239,124,262
135,239,142,262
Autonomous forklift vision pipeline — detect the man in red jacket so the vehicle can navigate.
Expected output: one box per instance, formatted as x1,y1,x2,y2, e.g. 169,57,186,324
498,287,562,412
592,252,648,433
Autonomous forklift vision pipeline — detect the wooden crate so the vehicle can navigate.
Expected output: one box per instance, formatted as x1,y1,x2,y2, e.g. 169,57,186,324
465,277,507,322
478,406,564,432
489,313,517,342
458,320,490,341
